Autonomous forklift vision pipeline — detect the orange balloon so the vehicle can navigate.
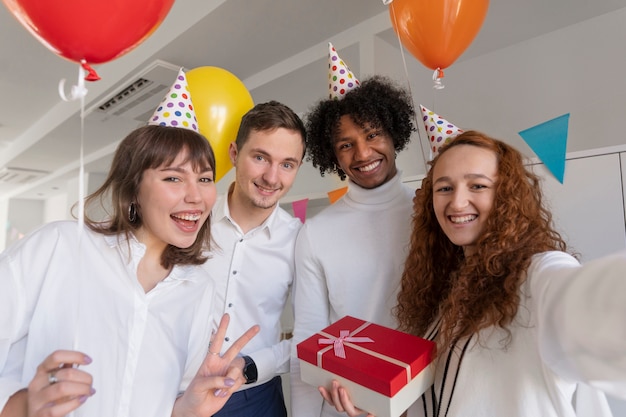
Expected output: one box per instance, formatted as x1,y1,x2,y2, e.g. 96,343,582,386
389,0,489,71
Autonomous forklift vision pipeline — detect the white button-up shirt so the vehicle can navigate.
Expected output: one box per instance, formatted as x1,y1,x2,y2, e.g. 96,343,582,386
202,193,301,388
0,221,215,417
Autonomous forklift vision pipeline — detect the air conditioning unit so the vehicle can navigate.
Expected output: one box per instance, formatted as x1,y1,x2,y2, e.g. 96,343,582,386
0,167,50,184
85,60,182,124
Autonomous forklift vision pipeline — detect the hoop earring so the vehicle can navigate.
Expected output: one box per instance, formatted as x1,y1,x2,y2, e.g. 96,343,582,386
128,202,137,223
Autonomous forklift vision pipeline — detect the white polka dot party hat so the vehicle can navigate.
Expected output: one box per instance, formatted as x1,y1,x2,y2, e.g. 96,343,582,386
328,42,360,100
148,68,198,131
420,105,463,158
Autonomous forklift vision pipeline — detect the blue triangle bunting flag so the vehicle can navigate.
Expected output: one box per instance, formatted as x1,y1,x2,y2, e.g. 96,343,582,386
518,113,570,184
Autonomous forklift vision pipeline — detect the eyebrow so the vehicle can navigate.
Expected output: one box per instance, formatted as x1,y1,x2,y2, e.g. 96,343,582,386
159,166,213,174
433,173,496,184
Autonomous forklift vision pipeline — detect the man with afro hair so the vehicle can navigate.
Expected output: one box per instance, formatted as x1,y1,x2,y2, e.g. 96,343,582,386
290,75,417,417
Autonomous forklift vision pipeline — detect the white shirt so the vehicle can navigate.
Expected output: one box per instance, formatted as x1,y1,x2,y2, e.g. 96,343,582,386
0,221,215,417
290,172,415,417
202,193,301,388
407,251,626,417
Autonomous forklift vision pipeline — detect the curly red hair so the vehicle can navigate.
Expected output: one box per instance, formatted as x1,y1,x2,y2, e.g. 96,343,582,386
394,131,569,349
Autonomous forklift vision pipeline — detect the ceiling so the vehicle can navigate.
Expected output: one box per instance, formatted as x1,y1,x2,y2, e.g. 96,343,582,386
1,0,625,201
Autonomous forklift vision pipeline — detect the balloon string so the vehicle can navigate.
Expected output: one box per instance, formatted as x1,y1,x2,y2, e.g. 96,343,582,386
76,63,87,348
389,2,429,174
72,67,88,417
429,69,445,158
63,63,89,417
78,68,86,237
73,79,85,358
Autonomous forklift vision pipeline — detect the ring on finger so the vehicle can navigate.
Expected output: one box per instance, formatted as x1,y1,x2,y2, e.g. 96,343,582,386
208,351,220,356
48,371,59,385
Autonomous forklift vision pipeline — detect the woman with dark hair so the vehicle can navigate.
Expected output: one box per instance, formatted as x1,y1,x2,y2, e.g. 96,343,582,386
323,130,625,417
0,124,258,417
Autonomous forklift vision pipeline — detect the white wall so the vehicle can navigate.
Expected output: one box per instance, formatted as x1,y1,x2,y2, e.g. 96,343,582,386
65,172,108,221
2,172,108,251
533,151,626,262
44,193,68,223
4,199,43,249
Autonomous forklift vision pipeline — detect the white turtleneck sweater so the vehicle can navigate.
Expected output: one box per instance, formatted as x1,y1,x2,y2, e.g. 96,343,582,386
289,172,415,417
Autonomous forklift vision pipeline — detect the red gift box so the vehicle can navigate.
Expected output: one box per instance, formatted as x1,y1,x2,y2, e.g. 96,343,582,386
297,315,436,417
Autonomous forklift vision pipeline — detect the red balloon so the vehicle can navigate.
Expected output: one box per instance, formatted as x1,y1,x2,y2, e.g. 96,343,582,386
2,0,175,64
389,0,489,71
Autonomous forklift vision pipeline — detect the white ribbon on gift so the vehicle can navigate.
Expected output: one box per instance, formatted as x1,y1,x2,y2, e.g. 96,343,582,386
316,321,413,385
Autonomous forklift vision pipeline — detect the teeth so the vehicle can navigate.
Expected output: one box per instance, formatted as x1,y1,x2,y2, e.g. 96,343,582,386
450,215,476,224
358,161,380,172
256,183,279,193
173,213,201,221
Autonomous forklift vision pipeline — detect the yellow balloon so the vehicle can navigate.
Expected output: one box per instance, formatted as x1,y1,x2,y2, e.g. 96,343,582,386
186,66,254,182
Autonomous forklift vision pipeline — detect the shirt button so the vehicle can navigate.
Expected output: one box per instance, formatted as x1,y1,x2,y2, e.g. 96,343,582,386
232,270,237,275
228,303,233,308
225,337,230,342
239,238,243,242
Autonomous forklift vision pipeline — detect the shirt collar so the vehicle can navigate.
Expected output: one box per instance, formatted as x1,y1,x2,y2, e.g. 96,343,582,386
346,170,406,205
212,182,281,239
103,232,198,282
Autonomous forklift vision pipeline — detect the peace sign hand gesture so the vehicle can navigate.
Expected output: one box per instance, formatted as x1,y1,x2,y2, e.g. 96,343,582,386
172,313,259,417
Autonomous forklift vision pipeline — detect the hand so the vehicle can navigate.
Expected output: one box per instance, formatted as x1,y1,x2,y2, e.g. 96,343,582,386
172,313,259,417
319,380,375,417
20,350,94,417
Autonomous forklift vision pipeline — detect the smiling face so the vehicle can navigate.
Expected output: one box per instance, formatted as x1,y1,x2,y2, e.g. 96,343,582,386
432,144,498,256
230,127,304,213
136,148,216,253
333,115,398,189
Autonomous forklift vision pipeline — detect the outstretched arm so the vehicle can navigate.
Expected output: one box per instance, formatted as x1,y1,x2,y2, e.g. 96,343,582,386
531,251,626,399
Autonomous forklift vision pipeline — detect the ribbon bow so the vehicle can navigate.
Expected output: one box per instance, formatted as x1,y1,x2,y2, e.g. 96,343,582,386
432,68,445,90
318,330,374,359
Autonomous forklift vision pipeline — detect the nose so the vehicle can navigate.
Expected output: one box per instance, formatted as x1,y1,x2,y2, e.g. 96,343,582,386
353,140,373,161
449,189,470,210
262,163,280,185
184,181,201,203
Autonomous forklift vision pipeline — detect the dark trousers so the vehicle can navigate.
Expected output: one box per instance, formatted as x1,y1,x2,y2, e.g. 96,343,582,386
212,376,288,417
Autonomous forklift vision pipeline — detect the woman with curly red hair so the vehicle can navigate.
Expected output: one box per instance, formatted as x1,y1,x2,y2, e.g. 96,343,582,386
394,131,626,416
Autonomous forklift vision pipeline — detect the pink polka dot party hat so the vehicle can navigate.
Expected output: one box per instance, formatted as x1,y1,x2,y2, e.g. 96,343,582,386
420,105,463,158
328,42,360,100
148,68,198,131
